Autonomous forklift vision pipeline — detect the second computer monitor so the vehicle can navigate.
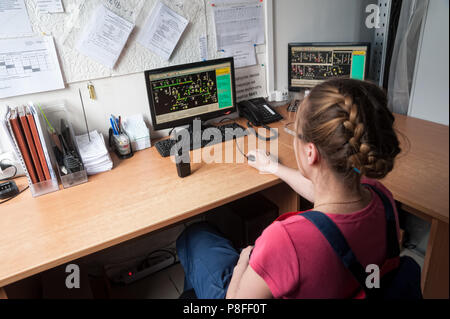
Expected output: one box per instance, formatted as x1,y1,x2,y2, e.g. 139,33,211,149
145,58,236,131
288,42,370,90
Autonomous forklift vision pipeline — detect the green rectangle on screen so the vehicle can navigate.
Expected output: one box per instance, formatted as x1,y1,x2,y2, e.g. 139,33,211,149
351,54,366,80
216,74,233,109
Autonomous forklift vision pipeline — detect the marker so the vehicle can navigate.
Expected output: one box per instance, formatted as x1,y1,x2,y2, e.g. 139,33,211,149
110,118,118,135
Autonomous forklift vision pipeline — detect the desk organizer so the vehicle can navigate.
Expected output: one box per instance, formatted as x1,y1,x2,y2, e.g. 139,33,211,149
4,103,60,197
38,102,88,189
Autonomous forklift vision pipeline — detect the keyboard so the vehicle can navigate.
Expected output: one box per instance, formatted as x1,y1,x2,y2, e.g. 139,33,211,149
154,122,248,158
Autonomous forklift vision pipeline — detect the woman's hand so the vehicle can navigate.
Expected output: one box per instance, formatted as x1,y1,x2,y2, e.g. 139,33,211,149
236,246,253,267
226,245,273,299
248,149,315,203
247,149,278,174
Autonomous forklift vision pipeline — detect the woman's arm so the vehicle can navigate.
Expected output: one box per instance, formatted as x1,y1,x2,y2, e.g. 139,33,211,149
226,246,273,299
247,149,315,203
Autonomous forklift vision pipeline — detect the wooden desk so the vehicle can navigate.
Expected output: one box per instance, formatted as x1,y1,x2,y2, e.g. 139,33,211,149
0,128,300,295
0,108,448,299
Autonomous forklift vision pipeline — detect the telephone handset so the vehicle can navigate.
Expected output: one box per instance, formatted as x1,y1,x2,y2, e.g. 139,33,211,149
238,98,282,141
238,97,283,126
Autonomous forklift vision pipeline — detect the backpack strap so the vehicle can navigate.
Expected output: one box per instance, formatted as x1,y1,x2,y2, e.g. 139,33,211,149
301,211,374,297
362,184,400,258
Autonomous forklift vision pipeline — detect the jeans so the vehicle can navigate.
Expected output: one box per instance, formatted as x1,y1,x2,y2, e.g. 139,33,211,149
176,222,240,299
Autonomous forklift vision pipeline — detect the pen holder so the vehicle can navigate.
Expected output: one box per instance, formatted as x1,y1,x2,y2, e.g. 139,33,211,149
109,128,133,159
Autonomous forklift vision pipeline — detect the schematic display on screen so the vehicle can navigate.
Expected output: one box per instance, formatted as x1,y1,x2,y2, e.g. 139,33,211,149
289,45,369,89
148,63,234,125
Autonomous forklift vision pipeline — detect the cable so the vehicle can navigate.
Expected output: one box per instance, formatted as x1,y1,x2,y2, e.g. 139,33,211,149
0,185,29,205
0,159,18,182
234,136,248,159
246,121,279,141
216,117,234,124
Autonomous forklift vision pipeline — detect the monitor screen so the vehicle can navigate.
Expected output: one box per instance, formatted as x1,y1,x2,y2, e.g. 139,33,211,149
288,43,370,90
145,58,236,130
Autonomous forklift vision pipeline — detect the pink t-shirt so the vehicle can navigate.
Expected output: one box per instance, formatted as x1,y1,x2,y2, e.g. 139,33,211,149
249,178,400,299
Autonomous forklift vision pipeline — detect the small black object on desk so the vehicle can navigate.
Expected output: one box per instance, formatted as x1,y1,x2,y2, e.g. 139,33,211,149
174,135,191,178
0,181,19,200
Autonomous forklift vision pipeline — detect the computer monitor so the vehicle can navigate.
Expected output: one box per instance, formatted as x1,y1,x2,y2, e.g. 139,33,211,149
145,58,237,131
288,42,370,91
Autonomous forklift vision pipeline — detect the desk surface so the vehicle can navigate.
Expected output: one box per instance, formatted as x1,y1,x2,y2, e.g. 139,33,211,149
0,107,448,288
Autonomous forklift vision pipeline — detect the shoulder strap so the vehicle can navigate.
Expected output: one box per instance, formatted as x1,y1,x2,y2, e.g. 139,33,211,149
300,184,400,298
301,211,372,296
362,183,400,258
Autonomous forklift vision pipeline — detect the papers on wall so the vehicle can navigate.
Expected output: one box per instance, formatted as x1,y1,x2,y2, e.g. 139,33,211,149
75,130,113,175
213,3,265,51
76,5,134,69
137,1,189,61
199,35,208,61
0,0,33,38
0,36,65,99
235,63,267,102
36,0,64,14
212,0,261,5
222,44,256,68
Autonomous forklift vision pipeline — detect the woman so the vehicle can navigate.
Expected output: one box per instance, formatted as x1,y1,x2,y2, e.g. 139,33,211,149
176,79,401,299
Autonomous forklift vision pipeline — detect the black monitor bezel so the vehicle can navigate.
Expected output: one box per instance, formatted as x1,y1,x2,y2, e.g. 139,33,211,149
288,42,371,92
145,57,237,131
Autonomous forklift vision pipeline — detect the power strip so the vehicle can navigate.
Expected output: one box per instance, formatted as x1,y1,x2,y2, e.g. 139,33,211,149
109,251,177,285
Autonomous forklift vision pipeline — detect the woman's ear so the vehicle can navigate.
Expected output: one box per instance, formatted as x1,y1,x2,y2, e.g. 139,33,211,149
306,143,320,165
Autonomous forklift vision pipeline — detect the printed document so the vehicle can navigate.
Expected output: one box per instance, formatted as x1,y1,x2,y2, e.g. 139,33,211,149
0,36,65,98
0,0,33,38
77,5,134,69
36,0,64,13
222,44,256,68
138,1,189,61
213,3,264,51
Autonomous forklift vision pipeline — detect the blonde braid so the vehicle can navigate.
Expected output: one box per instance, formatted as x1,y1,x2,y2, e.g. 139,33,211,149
299,79,400,181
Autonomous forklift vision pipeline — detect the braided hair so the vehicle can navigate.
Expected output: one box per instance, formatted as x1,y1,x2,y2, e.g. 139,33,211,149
295,79,401,182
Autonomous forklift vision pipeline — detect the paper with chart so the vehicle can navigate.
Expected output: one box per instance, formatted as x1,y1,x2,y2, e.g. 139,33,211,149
36,0,64,13
77,5,134,69
137,1,189,61
213,3,265,51
0,0,33,38
0,36,65,99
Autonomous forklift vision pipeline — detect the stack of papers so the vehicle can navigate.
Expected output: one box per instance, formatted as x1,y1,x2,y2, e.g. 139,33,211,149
75,130,113,175
123,114,151,151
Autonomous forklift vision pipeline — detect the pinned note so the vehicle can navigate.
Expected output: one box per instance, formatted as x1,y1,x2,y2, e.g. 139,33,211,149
137,1,189,61
36,0,64,13
76,5,134,69
222,44,257,68
213,3,265,51
0,0,33,38
199,35,208,61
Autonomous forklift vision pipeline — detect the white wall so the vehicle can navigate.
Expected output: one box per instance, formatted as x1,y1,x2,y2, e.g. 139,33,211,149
408,0,449,126
272,0,373,91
